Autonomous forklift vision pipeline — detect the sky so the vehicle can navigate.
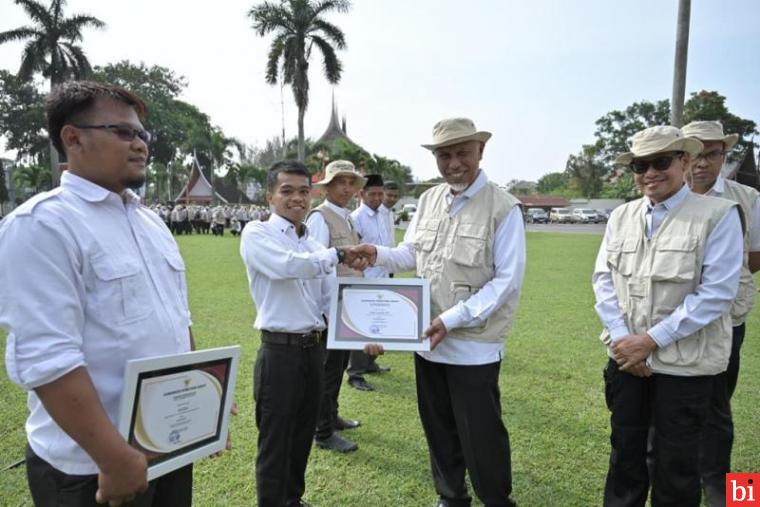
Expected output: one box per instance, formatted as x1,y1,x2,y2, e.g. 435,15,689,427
1,0,759,185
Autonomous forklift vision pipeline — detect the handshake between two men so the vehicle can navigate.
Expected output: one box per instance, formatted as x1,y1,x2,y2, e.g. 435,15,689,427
336,244,449,355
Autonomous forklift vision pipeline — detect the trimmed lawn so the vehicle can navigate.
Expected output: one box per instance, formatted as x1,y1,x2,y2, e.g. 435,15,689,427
1,231,758,506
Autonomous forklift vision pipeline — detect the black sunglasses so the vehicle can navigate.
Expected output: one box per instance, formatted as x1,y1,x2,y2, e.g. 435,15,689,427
73,124,153,144
629,152,683,174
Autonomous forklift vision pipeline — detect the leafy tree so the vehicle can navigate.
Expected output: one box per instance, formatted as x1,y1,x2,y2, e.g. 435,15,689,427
600,170,638,200
565,143,605,198
0,70,48,165
0,161,9,214
1,0,106,183
536,171,568,194
12,163,51,198
683,90,758,161
249,0,351,162
594,100,670,167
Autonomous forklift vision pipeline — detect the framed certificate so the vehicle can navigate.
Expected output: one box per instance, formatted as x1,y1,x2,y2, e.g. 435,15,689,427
117,346,240,480
328,277,431,351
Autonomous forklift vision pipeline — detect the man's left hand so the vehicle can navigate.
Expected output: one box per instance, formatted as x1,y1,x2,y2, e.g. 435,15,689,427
424,318,448,350
612,334,657,371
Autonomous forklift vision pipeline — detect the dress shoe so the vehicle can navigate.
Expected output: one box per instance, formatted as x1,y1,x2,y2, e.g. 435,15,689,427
366,364,391,374
348,377,375,391
315,433,358,453
334,416,361,430
703,482,726,507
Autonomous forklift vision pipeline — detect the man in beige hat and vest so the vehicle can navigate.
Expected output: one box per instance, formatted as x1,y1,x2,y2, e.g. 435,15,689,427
592,125,744,507
681,120,760,506
352,118,525,507
307,160,367,453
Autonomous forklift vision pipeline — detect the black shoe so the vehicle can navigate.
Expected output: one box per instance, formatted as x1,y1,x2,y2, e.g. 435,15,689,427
703,481,725,507
315,433,358,453
334,416,361,430
348,377,375,391
366,364,391,374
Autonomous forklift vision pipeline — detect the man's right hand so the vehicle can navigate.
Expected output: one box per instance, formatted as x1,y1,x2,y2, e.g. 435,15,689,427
95,445,149,506
348,244,378,269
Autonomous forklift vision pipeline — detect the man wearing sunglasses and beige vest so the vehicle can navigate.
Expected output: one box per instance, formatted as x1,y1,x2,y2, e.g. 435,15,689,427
681,121,760,506
306,160,367,453
592,125,744,507
352,118,526,507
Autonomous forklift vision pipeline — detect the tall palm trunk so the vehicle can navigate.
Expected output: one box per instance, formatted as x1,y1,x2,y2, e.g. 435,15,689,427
49,72,61,187
670,0,691,127
297,106,306,162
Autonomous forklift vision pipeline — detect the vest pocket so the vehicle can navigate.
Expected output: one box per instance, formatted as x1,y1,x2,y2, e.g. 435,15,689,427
606,238,638,276
414,219,439,253
450,223,487,266
656,334,704,366
651,236,697,281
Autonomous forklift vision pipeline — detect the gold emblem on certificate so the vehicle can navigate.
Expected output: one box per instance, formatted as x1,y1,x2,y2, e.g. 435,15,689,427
328,278,431,351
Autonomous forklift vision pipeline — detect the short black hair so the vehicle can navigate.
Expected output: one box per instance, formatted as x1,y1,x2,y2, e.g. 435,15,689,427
268,160,311,191
384,181,399,191
45,80,147,157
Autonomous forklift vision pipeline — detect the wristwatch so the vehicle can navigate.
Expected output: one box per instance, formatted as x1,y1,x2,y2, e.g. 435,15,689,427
336,248,346,264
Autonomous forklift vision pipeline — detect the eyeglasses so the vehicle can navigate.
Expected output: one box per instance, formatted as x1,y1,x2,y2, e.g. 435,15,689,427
695,149,725,162
73,124,152,144
629,152,683,174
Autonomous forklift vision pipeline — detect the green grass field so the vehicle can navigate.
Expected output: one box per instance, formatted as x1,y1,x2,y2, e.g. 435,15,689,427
1,231,758,506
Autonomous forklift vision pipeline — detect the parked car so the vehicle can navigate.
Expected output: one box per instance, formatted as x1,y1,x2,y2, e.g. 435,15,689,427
572,208,601,224
525,208,548,224
401,203,417,221
549,208,573,224
595,209,611,223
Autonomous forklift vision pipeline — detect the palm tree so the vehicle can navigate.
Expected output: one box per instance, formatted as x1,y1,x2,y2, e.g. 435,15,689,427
0,0,106,185
12,163,52,198
249,0,350,162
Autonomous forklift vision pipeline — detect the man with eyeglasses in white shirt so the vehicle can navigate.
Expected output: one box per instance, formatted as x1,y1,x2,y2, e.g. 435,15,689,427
240,160,370,506
592,125,743,507
0,81,198,506
682,121,760,506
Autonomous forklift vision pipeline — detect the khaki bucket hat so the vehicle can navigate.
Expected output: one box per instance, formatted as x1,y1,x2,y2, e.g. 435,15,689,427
615,125,703,165
421,117,492,151
314,160,367,188
681,121,739,151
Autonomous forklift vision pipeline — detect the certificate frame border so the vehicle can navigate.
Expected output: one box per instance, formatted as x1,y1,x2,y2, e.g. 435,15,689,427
328,277,431,351
117,345,241,481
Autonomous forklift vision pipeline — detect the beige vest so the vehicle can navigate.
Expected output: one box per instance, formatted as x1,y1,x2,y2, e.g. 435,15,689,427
605,192,737,376
309,203,363,277
415,182,520,342
719,179,758,325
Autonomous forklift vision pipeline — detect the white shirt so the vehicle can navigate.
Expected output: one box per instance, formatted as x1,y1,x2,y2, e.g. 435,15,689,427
704,174,760,251
374,170,526,365
379,204,396,247
592,184,743,348
0,171,191,474
305,200,357,248
240,213,338,333
351,202,392,278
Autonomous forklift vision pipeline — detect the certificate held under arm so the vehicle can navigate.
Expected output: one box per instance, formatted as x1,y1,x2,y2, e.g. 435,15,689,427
328,278,431,351
117,346,240,480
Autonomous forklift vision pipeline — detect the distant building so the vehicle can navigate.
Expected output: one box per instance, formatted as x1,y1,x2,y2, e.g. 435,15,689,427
174,157,253,205
723,144,759,190
518,195,570,212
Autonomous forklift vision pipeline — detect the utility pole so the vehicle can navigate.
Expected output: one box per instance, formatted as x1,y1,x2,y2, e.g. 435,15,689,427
670,0,691,127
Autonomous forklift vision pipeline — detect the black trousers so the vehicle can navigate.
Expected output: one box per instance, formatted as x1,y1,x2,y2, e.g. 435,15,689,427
415,354,513,507
315,337,350,439
603,359,714,507
25,445,192,507
347,350,377,380
254,340,324,507
700,323,746,493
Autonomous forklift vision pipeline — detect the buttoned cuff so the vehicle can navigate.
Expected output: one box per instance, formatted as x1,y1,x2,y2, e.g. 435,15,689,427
608,325,631,342
647,322,675,349
438,306,464,333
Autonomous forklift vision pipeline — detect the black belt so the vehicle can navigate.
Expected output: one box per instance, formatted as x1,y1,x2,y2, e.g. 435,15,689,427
261,329,322,348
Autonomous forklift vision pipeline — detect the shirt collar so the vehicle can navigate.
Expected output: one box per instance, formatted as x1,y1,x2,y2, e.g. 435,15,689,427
379,204,392,214
359,202,378,217
647,183,690,212
708,174,726,196
61,171,141,206
269,212,308,239
324,199,352,219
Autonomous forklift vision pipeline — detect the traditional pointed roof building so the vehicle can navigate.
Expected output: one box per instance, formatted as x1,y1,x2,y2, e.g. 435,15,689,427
315,93,362,149
174,156,229,204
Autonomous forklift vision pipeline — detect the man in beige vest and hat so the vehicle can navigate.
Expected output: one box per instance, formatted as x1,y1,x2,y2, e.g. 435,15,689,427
352,118,525,507
682,120,760,506
592,125,744,507
307,160,367,453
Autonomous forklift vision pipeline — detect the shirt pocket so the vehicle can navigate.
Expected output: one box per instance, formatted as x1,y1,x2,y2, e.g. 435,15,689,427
89,254,153,325
414,218,439,253
450,223,487,267
606,238,638,276
163,251,189,315
651,236,698,282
